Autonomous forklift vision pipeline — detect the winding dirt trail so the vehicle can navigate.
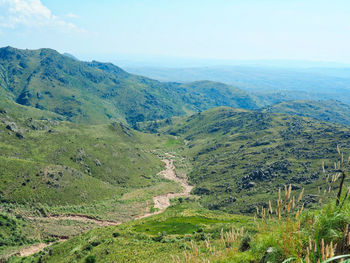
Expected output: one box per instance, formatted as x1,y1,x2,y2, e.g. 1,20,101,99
18,238,67,257
135,155,193,219
25,214,121,227
15,154,192,258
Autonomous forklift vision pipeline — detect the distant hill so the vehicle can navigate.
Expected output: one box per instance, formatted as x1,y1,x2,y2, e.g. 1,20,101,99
125,65,350,103
263,100,350,126
0,47,260,126
140,107,350,213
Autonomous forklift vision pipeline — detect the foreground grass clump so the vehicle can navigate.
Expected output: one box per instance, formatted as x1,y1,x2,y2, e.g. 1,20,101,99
182,147,350,263
192,148,350,263
170,191,350,262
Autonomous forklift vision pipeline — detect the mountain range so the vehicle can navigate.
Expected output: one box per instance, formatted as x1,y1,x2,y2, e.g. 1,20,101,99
0,47,259,126
2,47,350,262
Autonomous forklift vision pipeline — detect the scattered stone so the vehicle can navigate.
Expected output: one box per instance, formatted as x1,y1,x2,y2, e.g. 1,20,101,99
15,132,25,139
247,182,255,188
259,247,283,263
6,122,18,132
94,159,102,166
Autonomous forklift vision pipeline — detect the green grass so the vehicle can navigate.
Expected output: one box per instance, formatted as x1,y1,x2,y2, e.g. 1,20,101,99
3,47,350,263
133,216,231,235
164,138,183,147
0,213,36,248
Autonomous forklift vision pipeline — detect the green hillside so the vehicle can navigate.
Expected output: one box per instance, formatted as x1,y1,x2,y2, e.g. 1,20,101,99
0,47,260,126
0,109,169,206
263,100,350,126
140,107,350,213
0,107,186,258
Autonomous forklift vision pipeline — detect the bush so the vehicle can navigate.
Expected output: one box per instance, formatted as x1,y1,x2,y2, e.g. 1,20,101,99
112,232,120,238
239,235,251,252
85,255,97,263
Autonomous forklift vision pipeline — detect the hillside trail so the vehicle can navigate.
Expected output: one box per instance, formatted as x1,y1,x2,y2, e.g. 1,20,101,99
25,214,120,227
135,153,193,219
16,153,193,258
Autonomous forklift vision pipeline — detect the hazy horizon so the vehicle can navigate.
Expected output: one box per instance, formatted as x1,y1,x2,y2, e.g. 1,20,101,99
3,45,350,69
0,0,349,66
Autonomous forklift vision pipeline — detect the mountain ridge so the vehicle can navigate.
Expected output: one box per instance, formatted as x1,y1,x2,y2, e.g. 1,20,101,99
0,46,260,126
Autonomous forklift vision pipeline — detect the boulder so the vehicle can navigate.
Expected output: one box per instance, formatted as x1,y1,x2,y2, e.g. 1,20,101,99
259,247,283,263
94,159,102,166
15,132,25,139
6,122,18,132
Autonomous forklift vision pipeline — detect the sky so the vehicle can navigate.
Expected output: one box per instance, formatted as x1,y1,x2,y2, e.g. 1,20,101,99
0,0,349,66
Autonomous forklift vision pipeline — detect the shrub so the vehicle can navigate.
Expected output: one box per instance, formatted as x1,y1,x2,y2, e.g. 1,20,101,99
239,235,251,252
112,232,120,238
85,255,96,263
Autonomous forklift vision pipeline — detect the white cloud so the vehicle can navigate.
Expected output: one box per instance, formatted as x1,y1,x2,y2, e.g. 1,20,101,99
0,0,81,32
65,13,78,19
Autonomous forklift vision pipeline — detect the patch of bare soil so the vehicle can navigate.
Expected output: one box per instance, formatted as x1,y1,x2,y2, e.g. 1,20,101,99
135,155,193,219
26,214,121,227
19,239,66,257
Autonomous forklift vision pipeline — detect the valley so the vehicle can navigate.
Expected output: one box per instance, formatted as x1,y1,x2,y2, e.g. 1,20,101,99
1,47,350,263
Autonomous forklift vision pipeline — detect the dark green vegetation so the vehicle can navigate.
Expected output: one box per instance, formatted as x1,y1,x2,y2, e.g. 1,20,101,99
0,47,260,126
140,107,350,214
0,214,35,248
263,100,350,126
